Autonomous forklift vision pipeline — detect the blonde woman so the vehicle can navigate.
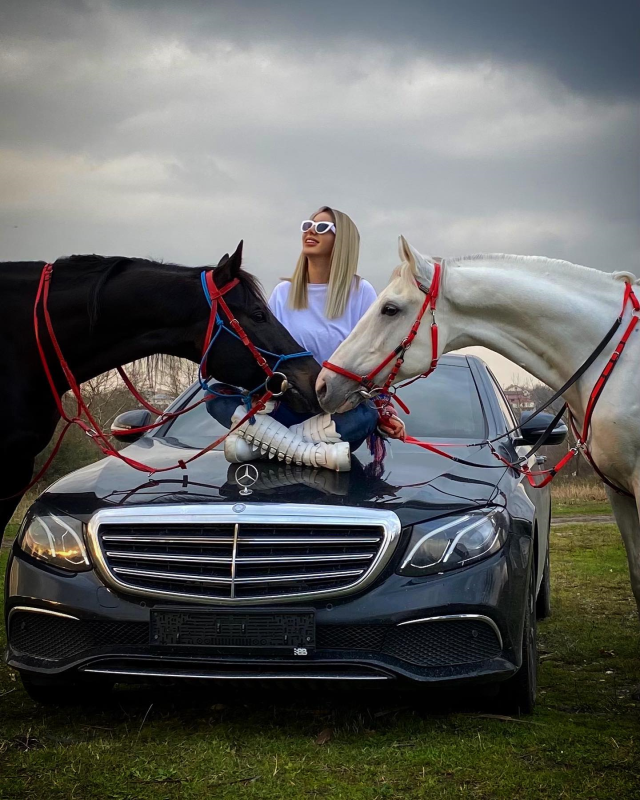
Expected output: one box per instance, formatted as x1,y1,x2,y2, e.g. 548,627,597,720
206,206,404,471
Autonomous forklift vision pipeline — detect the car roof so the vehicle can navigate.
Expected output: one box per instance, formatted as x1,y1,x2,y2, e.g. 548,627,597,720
438,353,486,369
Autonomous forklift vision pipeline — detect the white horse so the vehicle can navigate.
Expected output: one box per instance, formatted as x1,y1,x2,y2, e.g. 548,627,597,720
317,237,640,618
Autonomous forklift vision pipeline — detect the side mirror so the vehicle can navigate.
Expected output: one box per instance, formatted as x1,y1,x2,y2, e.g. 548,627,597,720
513,411,568,447
111,409,153,443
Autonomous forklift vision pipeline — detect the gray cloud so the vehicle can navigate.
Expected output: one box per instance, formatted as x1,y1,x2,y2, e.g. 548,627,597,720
1,0,638,382
4,0,637,97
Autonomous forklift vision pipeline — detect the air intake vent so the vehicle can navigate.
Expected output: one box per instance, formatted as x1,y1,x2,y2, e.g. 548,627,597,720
88,506,400,606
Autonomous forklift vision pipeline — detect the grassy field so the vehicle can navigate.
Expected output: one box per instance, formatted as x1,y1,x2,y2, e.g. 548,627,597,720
0,521,639,799
552,502,612,518
549,480,611,518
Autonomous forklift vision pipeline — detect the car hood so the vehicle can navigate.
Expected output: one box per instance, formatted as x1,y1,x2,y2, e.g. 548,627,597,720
39,435,511,527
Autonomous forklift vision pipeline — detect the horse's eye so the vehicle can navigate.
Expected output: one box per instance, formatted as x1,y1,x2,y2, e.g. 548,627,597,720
251,310,267,323
382,304,399,317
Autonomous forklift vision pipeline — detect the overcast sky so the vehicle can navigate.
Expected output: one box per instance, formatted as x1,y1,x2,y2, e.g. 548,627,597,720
2,0,638,383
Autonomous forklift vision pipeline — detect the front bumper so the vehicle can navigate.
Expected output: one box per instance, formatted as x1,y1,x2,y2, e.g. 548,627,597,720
4,533,531,686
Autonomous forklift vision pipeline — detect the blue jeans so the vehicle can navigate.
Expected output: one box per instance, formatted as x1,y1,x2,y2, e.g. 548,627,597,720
205,384,378,451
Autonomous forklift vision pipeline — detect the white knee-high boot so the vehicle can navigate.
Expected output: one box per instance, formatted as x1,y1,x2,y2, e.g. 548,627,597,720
221,401,276,464
224,406,351,471
288,413,342,443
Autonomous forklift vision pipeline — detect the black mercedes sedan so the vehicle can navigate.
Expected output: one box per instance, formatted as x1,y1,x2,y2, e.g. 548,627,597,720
4,355,566,712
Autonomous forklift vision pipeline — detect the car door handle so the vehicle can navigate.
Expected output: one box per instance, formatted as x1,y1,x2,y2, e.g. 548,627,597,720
535,455,547,465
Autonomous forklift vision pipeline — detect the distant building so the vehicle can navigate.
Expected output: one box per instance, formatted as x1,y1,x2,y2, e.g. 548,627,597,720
504,384,535,412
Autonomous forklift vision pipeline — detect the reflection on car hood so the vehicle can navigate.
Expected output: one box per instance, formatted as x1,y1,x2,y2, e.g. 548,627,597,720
40,435,511,527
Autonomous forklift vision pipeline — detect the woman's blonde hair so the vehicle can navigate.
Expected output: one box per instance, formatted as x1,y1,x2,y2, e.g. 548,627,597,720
288,206,360,319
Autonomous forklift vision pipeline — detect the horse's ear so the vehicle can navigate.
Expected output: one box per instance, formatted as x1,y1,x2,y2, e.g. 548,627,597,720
398,236,436,281
215,241,243,284
398,235,413,266
225,240,244,278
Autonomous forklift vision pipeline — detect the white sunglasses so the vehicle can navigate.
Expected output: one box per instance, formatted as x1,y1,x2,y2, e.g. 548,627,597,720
301,220,336,235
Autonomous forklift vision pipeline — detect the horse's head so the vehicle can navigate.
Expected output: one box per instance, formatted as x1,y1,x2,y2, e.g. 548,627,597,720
204,242,321,414
317,236,446,413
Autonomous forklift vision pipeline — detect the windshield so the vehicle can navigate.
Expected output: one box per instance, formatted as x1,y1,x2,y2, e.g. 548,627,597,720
160,362,486,449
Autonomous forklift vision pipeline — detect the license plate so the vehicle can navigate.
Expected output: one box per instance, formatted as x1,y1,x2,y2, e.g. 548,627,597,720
150,608,315,652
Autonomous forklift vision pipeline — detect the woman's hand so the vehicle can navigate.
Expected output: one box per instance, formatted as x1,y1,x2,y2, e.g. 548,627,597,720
378,414,406,441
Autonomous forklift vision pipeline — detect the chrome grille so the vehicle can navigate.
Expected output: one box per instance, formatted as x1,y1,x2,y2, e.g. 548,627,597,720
87,505,401,605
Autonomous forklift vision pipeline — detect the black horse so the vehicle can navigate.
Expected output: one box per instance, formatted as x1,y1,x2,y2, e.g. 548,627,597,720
0,242,320,542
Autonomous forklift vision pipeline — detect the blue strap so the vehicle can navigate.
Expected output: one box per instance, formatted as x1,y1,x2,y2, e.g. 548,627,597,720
213,317,312,361
200,270,212,306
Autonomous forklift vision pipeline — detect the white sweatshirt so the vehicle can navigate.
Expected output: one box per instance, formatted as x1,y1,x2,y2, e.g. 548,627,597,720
269,278,377,365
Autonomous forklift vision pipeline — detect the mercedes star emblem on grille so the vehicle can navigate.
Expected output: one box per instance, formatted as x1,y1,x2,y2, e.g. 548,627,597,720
235,463,259,495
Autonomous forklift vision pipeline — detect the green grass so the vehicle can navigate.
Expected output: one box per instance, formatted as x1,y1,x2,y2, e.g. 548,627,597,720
550,480,610,518
1,524,639,800
2,524,18,544
551,501,612,518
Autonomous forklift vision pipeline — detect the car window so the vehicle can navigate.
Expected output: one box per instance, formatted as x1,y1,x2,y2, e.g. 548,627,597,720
161,363,487,449
390,364,486,439
487,369,519,431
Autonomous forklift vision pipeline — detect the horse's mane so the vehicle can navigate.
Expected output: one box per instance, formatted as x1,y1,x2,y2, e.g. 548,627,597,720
450,253,639,284
395,252,639,288
52,253,267,383
54,253,267,329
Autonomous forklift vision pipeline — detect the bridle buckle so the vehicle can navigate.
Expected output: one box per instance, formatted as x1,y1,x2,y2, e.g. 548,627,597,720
398,337,412,358
358,379,383,400
265,371,289,397
572,439,587,455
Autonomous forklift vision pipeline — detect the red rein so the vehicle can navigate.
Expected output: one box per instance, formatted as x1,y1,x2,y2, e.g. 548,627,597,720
14,263,273,496
323,263,639,492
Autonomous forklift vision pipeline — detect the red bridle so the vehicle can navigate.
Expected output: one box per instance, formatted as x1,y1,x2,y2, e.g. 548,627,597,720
200,270,282,381
323,262,442,412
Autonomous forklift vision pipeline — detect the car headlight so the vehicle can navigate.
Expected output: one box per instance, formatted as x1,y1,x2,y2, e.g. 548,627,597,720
19,512,91,572
397,508,508,577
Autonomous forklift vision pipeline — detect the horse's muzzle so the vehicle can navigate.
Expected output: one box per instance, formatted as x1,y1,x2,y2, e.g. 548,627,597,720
316,371,362,414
